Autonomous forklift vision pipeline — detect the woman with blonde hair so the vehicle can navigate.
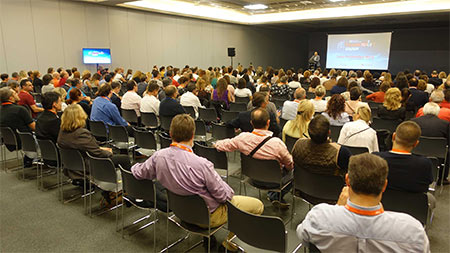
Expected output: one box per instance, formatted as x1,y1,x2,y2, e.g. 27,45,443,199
81,70,93,97
282,100,314,141
337,106,378,152
377,87,406,120
53,87,68,111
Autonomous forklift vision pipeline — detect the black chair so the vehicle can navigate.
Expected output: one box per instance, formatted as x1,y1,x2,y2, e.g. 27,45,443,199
226,201,291,252
284,135,298,154
108,125,135,155
342,145,369,155
133,128,157,156
166,190,225,253
329,125,342,142
0,127,22,172
141,112,160,129
235,96,250,104
119,166,158,248
194,120,207,141
221,110,239,124
428,157,440,192
36,139,61,193
382,189,429,227
160,115,173,132
199,107,218,122
88,120,110,144
121,109,139,125
211,122,235,141
158,132,172,149
182,106,196,119
229,102,247,112
367,101,382,111
371,117,401,133
376,129,391,152
17,131,40,180
194,143,228,181
306,92,315,99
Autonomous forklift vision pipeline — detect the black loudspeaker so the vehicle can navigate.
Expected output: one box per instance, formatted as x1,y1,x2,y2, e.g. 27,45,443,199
228,48,236,57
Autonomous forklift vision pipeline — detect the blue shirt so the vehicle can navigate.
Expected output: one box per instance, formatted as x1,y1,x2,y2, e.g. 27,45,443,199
91,96,128,126
66,86,86,99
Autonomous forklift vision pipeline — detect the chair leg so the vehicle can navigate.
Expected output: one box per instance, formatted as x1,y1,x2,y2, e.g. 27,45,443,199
291,195,296,230
121,197,125,238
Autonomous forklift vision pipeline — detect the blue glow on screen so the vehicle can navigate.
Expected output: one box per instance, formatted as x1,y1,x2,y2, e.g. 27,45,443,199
82,48,111,64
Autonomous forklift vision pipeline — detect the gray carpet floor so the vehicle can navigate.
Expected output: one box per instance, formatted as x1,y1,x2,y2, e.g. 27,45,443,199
1,148,449,252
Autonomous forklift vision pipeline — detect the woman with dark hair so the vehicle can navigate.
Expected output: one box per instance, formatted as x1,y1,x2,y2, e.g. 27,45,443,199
41,74,55,94
361,72,377,91
308,77,321,93
322,94,350,126
395,75,409,91
400,87,415,112
32,70,43,93
67,88,91,118
234,78,252,99
331,77,348,95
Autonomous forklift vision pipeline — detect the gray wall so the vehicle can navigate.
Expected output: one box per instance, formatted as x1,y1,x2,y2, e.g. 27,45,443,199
0,0,307,74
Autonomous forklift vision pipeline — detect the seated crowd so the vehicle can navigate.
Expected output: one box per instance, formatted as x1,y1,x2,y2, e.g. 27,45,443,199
1,64,449,252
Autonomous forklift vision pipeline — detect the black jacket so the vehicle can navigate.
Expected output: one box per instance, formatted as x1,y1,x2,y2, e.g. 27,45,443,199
409,88,429,109
159,97,185,117
227,108,281,137
411,114,450,145
36,110,61,143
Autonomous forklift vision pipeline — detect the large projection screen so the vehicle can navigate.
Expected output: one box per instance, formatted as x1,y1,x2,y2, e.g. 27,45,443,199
326,32,392,70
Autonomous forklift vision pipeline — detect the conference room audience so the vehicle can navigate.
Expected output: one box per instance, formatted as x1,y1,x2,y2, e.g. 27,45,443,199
159,85,185,117
323,74,337,90
271,76,290,98
281,87,306,120
216,108,293,208
409,78,429,109
297,153,429,252
212,78,231,109
310,85,327,113
121,80,141,117
330,76,348,95
322,94,350,126
338,106,379,152
131,114,264,251
90,84,128,128
415,90,450,122
366,81,390,103
180,83,204,118
140,81,160,115
41,74,55,94
35,92,61,143
282,100,314,142
344,87,370,117
377,87,406,120
373,121,435,208
18,79,44,118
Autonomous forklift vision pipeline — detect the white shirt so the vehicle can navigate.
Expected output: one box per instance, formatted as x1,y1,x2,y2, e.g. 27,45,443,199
41,84,55,94
425,83,434,94
310,98,327,113
281,100,300,120
234,88,252,98
140,94,160,115
322,111,350,126
337,119,379,153
113,73,123,82
121,91,142,116
173,75,180,82
180,91,204,118
288,81,301,89
320,77,328,84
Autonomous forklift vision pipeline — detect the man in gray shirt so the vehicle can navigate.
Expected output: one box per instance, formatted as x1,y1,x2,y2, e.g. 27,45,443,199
297,153,429,253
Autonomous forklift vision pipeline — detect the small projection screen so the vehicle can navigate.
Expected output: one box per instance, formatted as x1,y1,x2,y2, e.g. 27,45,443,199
326,32,392,70
82,48,112,64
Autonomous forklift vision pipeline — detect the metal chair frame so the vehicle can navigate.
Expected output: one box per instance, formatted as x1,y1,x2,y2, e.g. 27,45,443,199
121,109,139,125
0,127,23,172
36,139,65,194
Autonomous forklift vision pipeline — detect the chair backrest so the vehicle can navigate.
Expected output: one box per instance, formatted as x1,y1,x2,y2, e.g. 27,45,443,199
342,145,369,155
329,125,342,142
412,136,447,160
194,143,228,170
87,153,117,184
166,190,210,227
121,109,138,124
0,127,18,147
306,92,315,99
284,134,298,153
382,189,428,225
182,106,196,119
134,128,157,150
57,145,85,172
226,201,286,252
160,115,173,131
195,120,207,137
240,153,282,184
211,122,235,140
37,139,59,166
141,112,159,128
221,110,239,123
428,157,439,183
229,102,247,112
371,117,400,133
17,131,37,153
119,165,156,202
294,165,344,203
88,120,108,139
158,132,172,149
108,125,129,143
367,101,381,111
198,107,217,122
235,96,250,104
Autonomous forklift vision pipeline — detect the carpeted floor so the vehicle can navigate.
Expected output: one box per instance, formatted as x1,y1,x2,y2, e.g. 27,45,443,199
1,148,449,252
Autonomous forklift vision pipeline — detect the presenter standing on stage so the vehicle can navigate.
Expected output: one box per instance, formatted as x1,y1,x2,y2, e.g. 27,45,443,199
309,51,320,70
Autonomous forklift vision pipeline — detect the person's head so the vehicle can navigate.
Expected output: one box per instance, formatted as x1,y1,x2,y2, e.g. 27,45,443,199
303,70,311,79
290,100,314,135
104,74,112,83
310,77,320,89
444,89,450,102
42,74,53,86
314,85,326,98
438,71,447,79
146,80,159,96
383,88,402,110
178,76,189,86
414,70,421,77
67,88,82,104
162,77,172,88
336,77,348,88
111,81,121,92
0,73,8,81
349,86,362,101
308,115,330,144
52,87,67,102
409,78,418,87
353,106,371,123
20,79,33,92
326,94,346,119
71,78,81,88
429,90,444,103
11,72,19,80
363,72,373,82
164,85,178,98
170,114,195,145
92,73,101,82
8,81,19,93
280,76,288,84
393,121,421,149
32,70,40,79
186,83,197,93
423,102,440,116
294,87,306,100
379,81,391,93
216,78,228,97
152,69,160,79
97,84,112,97
41,91,62,111
346,153,388,197
250,108,270,130
60,104,87,132
314,51,318,56
73,71,80,79
237,78,247,89
126,80,137,91
0,87,16,103
252,92,268,108
417,80,427,91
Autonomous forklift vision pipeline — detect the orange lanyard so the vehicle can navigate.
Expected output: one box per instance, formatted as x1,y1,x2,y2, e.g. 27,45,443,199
345,204,384,216
101,96,110,101
170,143,193,153
1,102,12,105
391,149,411,154
251,131,266,137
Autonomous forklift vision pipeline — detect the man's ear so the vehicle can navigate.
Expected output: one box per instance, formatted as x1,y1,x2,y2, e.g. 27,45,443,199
392,132,396,142
345,174,350,186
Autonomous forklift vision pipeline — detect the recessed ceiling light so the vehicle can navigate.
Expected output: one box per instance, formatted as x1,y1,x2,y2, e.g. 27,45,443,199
244,4,268,10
